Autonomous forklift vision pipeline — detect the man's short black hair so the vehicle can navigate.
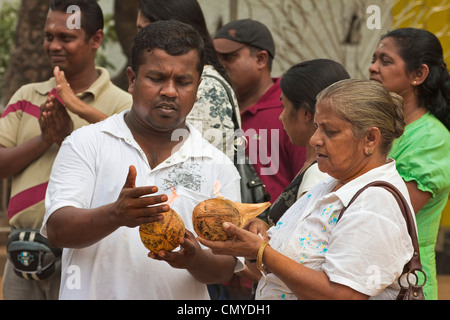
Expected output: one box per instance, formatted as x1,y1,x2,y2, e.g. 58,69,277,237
131,20,206,77
49,0,104,39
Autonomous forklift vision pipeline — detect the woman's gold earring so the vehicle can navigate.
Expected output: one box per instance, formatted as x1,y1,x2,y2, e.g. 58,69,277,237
367,149,373,156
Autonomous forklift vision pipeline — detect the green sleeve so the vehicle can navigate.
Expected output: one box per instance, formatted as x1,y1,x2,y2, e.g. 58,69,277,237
389,112,450,198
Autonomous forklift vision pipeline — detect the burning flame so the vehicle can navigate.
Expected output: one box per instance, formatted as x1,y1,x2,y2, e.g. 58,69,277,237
167,186,180,206
214,181,223,198
166,181,222,207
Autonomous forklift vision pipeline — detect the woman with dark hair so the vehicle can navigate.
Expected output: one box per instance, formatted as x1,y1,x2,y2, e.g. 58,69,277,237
370,28,450,299
137,0,239,160
267,59,350,224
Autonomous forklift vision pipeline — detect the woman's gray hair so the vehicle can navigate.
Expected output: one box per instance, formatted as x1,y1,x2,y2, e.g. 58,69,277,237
316,79,405,155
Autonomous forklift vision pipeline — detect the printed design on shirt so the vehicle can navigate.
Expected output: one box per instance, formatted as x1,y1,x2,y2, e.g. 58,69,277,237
280,292,297,300
272,187,298,209
275,220,284,230
299,234,329,255
329,210,339,226
320,205,339,226
162,162,205,193
316,241,328,254
320,205,333,217
299,234,311,248
192,75,234,130
297,235,311,264
202,86,233,126
297,253,308,264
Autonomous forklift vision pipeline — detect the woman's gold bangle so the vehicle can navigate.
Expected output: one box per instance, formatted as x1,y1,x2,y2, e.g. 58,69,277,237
256,240,270,272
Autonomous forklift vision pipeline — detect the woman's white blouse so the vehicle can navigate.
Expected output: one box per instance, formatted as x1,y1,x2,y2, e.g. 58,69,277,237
256,160,415,300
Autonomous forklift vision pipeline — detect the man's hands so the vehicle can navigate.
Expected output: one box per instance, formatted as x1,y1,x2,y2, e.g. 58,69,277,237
110,165,170,228
39,65,112,147
39,92,74,146
39,66,77,147
149,229,238,284
148,230,202,269
46,166,171,249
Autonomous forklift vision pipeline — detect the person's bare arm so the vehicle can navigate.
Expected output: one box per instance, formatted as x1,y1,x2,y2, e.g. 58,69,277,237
53,67,107,124
261,244,368,300
0,138,52,179
405,180,432,215
199,223,369,300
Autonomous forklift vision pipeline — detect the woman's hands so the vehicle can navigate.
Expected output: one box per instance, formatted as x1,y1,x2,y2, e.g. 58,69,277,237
52,66,107,123
197,220,266,261
148,219,270,284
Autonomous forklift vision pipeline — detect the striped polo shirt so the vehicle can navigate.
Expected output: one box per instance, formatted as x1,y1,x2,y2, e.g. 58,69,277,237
0,67,132,229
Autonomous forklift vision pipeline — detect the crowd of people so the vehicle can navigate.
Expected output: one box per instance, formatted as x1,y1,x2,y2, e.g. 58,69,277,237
0,0,449,301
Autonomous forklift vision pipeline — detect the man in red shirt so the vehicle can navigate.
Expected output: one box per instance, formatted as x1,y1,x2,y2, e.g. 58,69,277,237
214,19,306,203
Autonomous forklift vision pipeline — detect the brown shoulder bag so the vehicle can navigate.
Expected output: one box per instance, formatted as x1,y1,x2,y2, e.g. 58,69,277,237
338,181,426,300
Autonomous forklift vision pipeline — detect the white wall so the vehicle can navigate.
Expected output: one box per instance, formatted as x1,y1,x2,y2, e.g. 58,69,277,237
198,0,394,78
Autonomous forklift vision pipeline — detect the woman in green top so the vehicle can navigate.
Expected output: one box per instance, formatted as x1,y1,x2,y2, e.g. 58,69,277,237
370,28,450,300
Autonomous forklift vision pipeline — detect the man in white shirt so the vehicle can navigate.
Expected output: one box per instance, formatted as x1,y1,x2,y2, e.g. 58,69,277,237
41,20,242,300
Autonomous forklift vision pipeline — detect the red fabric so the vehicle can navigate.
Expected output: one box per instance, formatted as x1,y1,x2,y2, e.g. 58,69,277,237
1,100,40,119
8,183,48,219
241,78,306,203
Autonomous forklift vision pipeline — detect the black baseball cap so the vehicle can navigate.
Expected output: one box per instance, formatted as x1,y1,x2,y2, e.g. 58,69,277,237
214,19,276,58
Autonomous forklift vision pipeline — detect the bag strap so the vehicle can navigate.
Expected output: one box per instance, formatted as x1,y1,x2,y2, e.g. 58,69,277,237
337,181,425,292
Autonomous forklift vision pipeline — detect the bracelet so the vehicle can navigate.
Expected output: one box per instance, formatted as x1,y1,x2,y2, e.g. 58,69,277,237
256,241,270,272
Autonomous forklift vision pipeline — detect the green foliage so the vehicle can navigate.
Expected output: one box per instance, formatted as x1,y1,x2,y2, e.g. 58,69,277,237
0,0,20,106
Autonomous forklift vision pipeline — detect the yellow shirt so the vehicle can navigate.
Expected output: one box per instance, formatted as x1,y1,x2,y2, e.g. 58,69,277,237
0,67,132,229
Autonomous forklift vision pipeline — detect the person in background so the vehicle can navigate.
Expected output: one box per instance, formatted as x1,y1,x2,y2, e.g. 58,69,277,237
41,20,243,300
369,27,450,299
137,0,240,160
214,19,307,204
200,79,415,300
268,59,350,225
0,0,131,300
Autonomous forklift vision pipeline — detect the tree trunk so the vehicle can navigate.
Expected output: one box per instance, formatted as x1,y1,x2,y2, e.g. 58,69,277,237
4,0,52,103
112,0,140,91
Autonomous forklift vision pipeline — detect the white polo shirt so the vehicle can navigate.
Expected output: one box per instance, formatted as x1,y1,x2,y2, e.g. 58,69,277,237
256,160,415,300
42,111,241,300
